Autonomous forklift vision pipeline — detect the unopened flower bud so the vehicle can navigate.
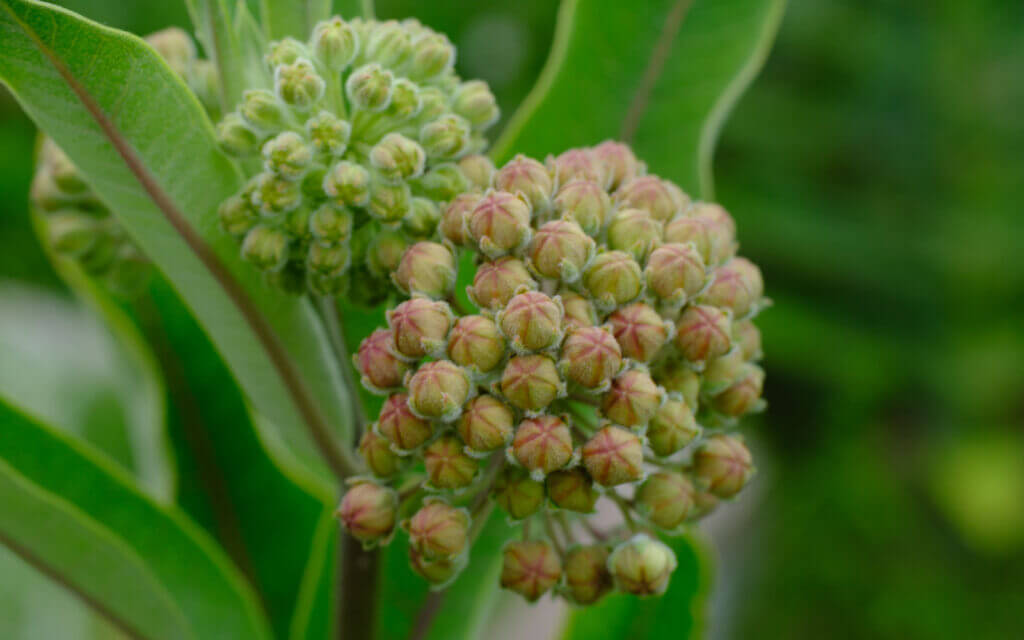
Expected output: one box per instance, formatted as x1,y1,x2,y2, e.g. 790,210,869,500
512,415,573,474
304,111,350,157
608,303,671,363
581,426,644,486
307,242,350,276
452,80,499,130
364,20,413,68
692,486,720,518
563,545,612,604
712,363,765,417
380,78,421,122
559,327,622,390
404,197,441,237
394,242,457,299
409,546,462,587
147,27,195,76
406,500,469,560
550,148,605,186
674,305,731,363
439,193,480,246
692,434,754,498
266,38,306,68
346,63,393,112
423,434,479,489
367,179,412,223
355,330,411,392
336,481,397,544
583,251,643,309
311,18,358,70
275,58,325,110
560,290,599,329
324,161,370,207
700,257,764,319
702,347,746,396
366,229,410,277
468,191,532,258
262,131,313,181
733,319,763,361
447,315,506,373
493,155,553,212
467,257,536,310
553,179,613,236
309,204,353,244
636,472,695,530
387,298,452,359
240,89,289,133
457,395,515,453
645,242,706,304
377,393,432,451
419,114,471,160
601,369,662,428
607,208,662,264
407,360,471,421
408,32,454,79
592,141,641,190
608,534,677,596
500,355,563,412
614,176,680,223
458,154,495,191
254,171,302,213
647,398,700,457
241,225,289,271
658,363,700,409
359,430,401,477
218,195,258,236
665,204,736,266
527,220,595,282
546,468,599,512
370,133,426,183
415,163,469,202
499,291,564,353
500,541,563,601
493,466,545,519
46,212,98,257
216,113,262,156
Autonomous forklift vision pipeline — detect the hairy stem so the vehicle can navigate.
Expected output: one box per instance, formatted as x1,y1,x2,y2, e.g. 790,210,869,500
336,532,380,640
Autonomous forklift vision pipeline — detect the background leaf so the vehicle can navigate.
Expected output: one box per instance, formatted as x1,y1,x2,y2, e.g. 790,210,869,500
261,0,331,40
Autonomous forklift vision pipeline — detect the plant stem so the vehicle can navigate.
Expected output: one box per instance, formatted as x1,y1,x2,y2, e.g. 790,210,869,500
609,492,639,532
337,531,380,640
319,297,369,435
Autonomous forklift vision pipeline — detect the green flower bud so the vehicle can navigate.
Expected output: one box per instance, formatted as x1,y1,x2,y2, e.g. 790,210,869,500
346,63,394,112
404,197,441,237
527,220,596,282
458,154,495,191
387,297,453,359
384,79,423,122
306,111,351,157
493,155,553,213
355,329,411,392
467,257,536,310
733,319,763,361
447,315,506,374
674,305,732,363
700,257,764,319
658,362,700,409
702,347,746,395
415,163,470,201
608,303,672,363
275,58,326,110
217,194,258,236
370,133,426,183
501,540,563,602
607,208,662,264
468,191,532,258
500,355,564,412
415,86,448,123
266,38,307,68
636,472,696,530
601,369,662,428
550,148,605,187
457,395,515,453
368,179,412,223
692,434,754,498
241,225,290,271
364,20,413,68
559,326,622,390
324,161,371,207
692,486,720,518
419,114,471,160
614,176,681,223
216,113,262,157
712,363,765,417
553,179,613,237
498,291,564,353
493,466,545,519
147,27,196,76
359,430,401,477
254,171,302,213
366,229,410,277
394,242,457,299
336,481,397,544
423,434,479,489
583,250,644,310
608,534,677,596
311,18,359,70
407,360,471,421
439,193,481,247
592,140,641,190
408,32,455,79
645,242,706,304
563,545,613,605
647,398,700,457
560,290,599,330
307,272,349,297
241,89,289,133
262,131,314,181
307,242,350,276
581,425,643,486
512,415,573,475
451,80,499,130
406,500,470,560
546,468,599,513
45,211,98,257
309,204,353,244
377,393,432,451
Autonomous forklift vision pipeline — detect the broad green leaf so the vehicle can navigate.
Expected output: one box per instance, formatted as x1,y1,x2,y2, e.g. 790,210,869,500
0,0,354,492
560,533,712,640
0,398,273,639
288,509,339,640
184,0,248,110
493,0,787,197
261,0,331,40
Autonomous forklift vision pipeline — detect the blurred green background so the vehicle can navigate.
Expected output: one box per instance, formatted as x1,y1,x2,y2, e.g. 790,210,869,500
1,1,1021,638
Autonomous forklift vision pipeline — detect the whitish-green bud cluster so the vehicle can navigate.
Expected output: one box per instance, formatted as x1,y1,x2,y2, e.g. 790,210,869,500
337,141,768,605
214,17,499,299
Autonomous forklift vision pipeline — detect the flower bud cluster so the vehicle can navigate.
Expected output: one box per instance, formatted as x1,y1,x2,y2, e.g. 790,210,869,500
30,29,219,295
214,17,499,300
337,141,767,604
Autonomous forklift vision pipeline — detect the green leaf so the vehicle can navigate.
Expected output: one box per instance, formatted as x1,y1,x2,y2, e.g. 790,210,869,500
492,0,787,197
288,509,339,640
184,0,246,111
0,397,273,639
261,0,331,40
560,533,712,640
0,0,354,491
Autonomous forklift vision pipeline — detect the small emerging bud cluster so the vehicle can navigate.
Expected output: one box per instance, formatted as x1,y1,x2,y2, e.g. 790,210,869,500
214,17,499,299
338,141,767,605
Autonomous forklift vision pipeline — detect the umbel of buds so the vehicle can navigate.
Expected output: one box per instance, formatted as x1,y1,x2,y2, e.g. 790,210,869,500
214,17,499,300
337,141,768,606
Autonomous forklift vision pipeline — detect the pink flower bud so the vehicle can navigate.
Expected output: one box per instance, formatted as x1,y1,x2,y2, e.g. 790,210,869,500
657,362,701,409
636,472,696,530
702,347,747,395
499,291,564,353
608,534,677,596
409,546,463,586
665,204,736,266
583,250,644,310
500,540,563,601
614,176,681,223
407,360,472,421
700,257,764,319
601,370,663,428
607,208,663,264
493,154,553,213
546,468,599,512
377,393,433,451
387,298,453,359
500,355,564,412
591,140,641,190
645,242,706,303
608,303,672,363
512,415,574,474
647,398,700,458
457,395,515,453
711,363,765,417
394,242,457,299
581,425,644,486
527,220,596,282
550,148,606,187
447,315,507,374
558,326,623,390
563,545,613,604
406,500,470,560
692,434,754,498
468,257,537,311
439,193,481,246
358,430,402,477
553,179,613,236
355,329,411,392
468,191,532,258
674,305,732,363
493,466,545,519
423,434,479,489
336,481,397,544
